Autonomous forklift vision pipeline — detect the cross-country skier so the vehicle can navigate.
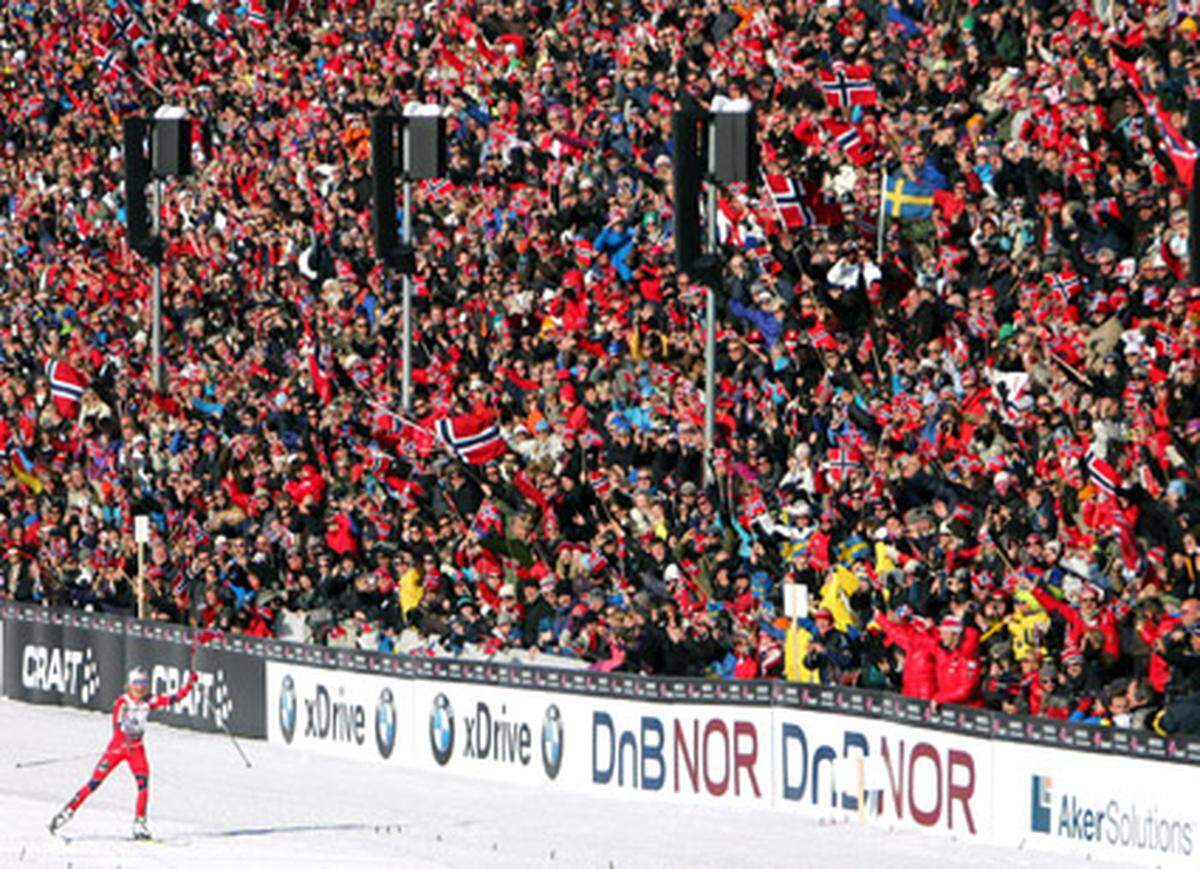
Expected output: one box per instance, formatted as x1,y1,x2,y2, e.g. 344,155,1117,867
49,635,211,840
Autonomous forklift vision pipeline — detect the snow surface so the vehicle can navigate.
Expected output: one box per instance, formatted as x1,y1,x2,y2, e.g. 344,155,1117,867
0,698,1113,869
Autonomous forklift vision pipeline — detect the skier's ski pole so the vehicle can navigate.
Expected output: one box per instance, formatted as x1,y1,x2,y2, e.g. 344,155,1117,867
15,752,93,770
219,717,252,768
191,629,251,768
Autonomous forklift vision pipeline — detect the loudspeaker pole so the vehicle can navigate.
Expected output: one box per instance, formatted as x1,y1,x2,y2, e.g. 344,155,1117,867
401,176,413,413
151,177,164,394
704,183,718,488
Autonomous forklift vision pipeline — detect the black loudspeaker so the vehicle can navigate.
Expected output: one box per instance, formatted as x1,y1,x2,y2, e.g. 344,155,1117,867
688,253,722,289
123,117,157,261
709,107,757,184
402,115,446,180
371,114,399,264
152,110,192,178
672,111,703,274
394,244,417,276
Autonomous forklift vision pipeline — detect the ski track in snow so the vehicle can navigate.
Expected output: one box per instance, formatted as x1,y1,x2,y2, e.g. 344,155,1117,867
0,699,1114,869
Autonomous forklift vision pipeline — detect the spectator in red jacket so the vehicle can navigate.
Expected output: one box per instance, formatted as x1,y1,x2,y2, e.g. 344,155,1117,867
930,615,984,709
1136,597,1180,695
875,612,938,700
1032,583,1120,667
875,611,981,706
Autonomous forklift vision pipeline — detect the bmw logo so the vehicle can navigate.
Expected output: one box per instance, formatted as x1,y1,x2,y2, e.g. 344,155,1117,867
541,704,563,780
279,675,297,744
376,687,397,759
429,693,455,766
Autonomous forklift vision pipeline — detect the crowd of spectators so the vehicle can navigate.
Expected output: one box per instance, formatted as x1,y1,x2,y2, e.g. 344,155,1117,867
3,0,1200,736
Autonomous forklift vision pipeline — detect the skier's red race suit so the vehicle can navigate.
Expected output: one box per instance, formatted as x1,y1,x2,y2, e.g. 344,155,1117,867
67,674,197,818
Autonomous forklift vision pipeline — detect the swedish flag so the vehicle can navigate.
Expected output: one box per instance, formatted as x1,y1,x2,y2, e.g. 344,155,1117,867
836,534,870,564
883,175,934,220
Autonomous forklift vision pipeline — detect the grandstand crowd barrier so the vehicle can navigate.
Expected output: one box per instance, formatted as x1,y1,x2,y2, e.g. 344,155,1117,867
2,602,1195,865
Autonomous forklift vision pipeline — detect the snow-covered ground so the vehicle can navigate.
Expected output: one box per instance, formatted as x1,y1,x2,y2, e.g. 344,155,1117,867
0,699,1111,869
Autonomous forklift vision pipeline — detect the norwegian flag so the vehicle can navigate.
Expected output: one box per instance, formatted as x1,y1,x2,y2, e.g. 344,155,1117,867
951,502,976,525
106,2,147,44
824,447,862,485
24,93,45,119
763,174,813,229
93,44,127,85
45,359,86,419
471,500,504,538
1149,99,1197,189
1113,503,1142,572
589,468,612,499
423,177,454,203
807,322,838,350
436,408,508,465
303,319,333,405
1084,447,1122,500
1091,197,1121,225
818,64,877,108
822,118,874,166
248,0,271,32
1045,268,1083,305
739,487,769,528
1128,82,1198,189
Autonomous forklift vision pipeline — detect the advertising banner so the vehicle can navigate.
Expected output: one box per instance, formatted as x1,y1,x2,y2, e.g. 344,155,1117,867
125,634,266,738
409,680,570,787
992,741,1197,867
2,614,122,713
575,696,774,807
772,708,992,839
266,661,412,766
6,602,1200,869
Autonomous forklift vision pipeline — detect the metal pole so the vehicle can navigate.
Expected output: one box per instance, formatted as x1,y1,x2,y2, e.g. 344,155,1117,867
1189,99,1200,286
151,178,164,393
703,183,718,488
401,177,413,413
137,539,146,621
877,170,888,262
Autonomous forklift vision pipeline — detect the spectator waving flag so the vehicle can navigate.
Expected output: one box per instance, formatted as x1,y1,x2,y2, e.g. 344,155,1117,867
471,500,504,538
10,447,43,494
45,360,86,419
92,43,128,86
100,3,145,45
824,447,862,485
1045,268,1083,304
1084,447,1122,500
818,64,876,108
762,173,813,229
247,0,272,33
436,408,507,465
822,118,874,166
1146,96,1197,189
1120,64,1198,189
302,319,333,405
